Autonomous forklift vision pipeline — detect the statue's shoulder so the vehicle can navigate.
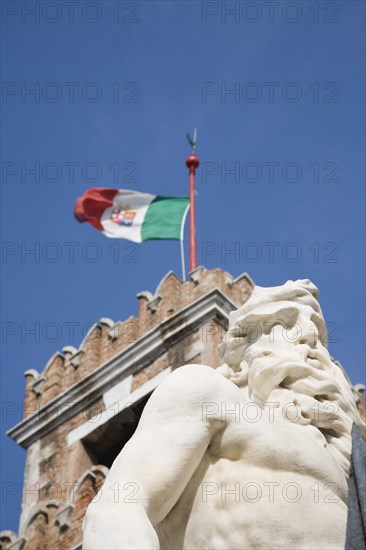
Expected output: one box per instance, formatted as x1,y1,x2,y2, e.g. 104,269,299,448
148,364,237,409
139,365,240,430
169,363,224,383
169,363,228,385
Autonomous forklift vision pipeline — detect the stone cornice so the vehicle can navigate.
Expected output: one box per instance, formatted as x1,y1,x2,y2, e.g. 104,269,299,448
7,289,237,449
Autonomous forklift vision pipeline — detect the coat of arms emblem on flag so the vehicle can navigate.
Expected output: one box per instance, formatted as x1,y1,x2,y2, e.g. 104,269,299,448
110,204,137,227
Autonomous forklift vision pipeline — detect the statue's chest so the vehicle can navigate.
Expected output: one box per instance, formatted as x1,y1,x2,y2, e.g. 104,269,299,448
209,412,340,478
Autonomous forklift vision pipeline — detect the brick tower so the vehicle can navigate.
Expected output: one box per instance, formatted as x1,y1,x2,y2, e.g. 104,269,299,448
2,267,255,550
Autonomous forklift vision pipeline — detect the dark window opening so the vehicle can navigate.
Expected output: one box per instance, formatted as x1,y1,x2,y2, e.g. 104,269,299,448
82,393,151,469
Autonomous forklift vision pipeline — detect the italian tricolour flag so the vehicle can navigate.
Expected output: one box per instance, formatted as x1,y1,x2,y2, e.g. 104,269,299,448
74,188,190,243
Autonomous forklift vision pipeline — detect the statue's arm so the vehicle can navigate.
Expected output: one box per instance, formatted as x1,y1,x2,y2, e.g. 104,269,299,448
82,365,225,549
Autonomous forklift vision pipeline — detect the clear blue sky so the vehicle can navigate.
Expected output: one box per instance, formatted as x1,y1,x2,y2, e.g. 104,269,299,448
1,0,365,532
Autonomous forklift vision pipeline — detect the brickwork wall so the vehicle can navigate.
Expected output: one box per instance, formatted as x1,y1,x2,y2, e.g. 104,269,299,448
22,267,253,417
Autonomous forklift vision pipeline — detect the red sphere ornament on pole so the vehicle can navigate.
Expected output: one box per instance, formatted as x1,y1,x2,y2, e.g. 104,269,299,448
186,130,200,272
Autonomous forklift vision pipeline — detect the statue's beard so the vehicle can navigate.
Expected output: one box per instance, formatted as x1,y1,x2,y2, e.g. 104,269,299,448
219,348,364,477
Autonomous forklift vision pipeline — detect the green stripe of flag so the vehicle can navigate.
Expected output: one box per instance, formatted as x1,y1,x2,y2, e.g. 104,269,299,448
141,196,190,241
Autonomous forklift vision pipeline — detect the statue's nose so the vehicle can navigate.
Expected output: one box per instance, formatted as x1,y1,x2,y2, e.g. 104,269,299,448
298,326,318,347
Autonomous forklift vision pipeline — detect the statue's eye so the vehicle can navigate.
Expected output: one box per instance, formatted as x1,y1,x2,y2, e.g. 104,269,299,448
232,327,247,340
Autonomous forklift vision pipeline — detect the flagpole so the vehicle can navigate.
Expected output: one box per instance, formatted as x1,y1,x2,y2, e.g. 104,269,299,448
186,129,200,273
180,204,190,281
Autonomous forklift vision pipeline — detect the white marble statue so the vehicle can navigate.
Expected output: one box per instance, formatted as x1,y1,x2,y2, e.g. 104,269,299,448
83,279,364,550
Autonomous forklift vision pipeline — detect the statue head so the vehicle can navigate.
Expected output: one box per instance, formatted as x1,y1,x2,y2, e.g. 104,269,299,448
219,279,327,386
217,279,364,470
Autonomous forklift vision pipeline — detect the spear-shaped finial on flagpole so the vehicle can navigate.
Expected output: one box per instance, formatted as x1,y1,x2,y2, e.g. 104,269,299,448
186,129,200,272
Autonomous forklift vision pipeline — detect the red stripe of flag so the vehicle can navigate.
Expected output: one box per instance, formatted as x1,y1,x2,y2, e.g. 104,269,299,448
74,188,118,230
